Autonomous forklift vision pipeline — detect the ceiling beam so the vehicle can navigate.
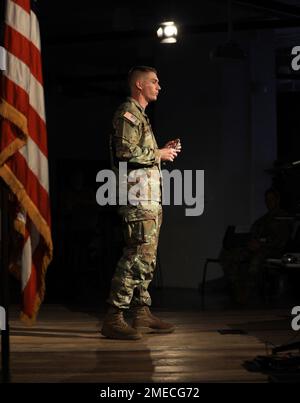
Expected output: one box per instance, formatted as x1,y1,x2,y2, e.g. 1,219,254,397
45,18,300,46
233,0,300,19
185,17,300,35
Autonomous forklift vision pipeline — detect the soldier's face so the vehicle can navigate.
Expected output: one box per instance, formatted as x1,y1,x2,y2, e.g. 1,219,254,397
140,72,161,102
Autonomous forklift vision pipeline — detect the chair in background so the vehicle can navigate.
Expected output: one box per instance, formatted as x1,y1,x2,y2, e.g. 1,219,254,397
200,258,220,304
262,220,300,301
199,226,251,306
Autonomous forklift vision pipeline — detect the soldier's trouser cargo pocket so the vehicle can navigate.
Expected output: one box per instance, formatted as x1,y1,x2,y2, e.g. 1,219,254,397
107,205,162,309
124,216,157,246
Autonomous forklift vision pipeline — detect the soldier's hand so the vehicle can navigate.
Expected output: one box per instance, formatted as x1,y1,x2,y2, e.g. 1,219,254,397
164,139,182,151
159,147,179,162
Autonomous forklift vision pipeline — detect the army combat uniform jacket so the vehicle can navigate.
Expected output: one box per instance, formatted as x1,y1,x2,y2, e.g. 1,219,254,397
107,97,163,309
110,97,162,204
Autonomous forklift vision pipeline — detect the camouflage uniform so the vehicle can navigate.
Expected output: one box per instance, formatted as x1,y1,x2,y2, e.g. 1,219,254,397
107,97,162,309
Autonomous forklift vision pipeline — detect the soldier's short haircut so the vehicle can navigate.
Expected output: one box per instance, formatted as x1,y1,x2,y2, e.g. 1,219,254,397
128,66,157,89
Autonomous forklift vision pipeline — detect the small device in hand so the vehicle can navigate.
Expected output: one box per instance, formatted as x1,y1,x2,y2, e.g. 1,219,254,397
170,138,181,150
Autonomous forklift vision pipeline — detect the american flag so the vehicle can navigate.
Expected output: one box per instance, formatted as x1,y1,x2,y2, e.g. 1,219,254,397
0,0,52,323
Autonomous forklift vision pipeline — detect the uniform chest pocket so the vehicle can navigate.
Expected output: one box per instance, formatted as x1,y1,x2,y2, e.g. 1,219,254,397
141,122,152,138
142,133,154,148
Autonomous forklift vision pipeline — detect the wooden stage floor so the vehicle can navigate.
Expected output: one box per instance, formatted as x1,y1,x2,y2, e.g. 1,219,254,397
3,302,298,383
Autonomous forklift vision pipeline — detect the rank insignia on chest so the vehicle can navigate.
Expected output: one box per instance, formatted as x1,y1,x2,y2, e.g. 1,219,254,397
123,111,139,126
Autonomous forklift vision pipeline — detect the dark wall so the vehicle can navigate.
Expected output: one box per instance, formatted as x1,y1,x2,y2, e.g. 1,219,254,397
43,30,279,294
154,31,277,286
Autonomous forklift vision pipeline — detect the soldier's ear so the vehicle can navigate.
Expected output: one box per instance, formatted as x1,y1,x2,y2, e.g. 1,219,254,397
136,79,143,91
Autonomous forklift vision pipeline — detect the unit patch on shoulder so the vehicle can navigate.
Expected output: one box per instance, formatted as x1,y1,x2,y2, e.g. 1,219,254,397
123,111,139,126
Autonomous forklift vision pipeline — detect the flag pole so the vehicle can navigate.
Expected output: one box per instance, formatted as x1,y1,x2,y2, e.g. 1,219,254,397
0,0,10,384
0,180,11,383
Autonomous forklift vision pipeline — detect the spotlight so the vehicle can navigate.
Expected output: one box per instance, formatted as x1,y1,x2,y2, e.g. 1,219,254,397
157,21,178,44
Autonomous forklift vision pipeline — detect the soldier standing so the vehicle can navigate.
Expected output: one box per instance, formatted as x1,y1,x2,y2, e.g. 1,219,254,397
101,66,181,339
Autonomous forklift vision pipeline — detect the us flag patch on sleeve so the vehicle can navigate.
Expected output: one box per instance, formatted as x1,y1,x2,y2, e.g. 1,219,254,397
123,111,139,126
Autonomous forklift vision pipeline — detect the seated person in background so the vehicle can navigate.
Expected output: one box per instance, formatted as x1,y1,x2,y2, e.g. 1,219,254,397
219,188,291,304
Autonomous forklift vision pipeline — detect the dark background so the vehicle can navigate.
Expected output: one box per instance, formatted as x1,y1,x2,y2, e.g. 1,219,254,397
11,0,300,305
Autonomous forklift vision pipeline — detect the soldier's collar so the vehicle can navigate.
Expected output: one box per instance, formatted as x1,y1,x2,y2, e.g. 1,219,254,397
127,97,147,115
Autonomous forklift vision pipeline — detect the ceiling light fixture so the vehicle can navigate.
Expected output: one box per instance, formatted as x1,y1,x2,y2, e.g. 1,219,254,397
157,21,178,44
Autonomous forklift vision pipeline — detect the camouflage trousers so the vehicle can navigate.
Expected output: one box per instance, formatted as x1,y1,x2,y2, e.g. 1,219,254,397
107,202,162,310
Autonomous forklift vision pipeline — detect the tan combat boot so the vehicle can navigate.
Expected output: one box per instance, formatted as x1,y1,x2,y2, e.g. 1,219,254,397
101,306,142,340
132,306,175,334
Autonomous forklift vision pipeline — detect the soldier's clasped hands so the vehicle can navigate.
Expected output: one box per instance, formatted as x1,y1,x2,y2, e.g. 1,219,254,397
159,138,182,162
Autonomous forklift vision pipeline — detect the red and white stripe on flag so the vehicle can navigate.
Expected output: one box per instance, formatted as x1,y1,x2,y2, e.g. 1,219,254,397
0,0,53,323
